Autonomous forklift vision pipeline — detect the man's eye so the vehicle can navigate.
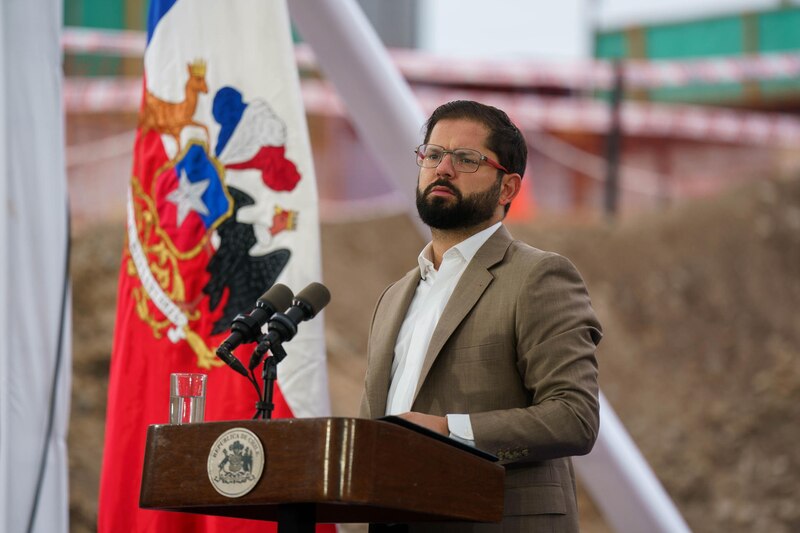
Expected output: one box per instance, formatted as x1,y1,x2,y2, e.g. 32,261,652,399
455,152,479,165
426,152,442,161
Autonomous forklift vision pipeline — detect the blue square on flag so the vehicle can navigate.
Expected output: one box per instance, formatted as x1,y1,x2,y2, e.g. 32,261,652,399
155,143,231,254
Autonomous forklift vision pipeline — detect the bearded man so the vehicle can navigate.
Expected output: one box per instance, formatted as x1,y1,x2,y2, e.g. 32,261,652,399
361,100,602,533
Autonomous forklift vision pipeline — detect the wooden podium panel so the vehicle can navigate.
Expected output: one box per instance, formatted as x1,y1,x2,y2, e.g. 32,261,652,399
140,418,504,524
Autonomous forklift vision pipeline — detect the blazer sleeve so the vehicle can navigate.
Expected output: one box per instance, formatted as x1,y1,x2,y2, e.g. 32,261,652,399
470,253,602,462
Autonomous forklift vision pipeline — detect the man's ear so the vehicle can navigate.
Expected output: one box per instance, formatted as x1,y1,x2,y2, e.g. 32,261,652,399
499,173,522,208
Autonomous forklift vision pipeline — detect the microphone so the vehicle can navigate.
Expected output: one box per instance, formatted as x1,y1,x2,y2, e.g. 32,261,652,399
216,283,294,376
248,282,331,370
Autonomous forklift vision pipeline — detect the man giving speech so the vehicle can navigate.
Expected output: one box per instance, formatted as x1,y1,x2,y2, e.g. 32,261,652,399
361,100,603,533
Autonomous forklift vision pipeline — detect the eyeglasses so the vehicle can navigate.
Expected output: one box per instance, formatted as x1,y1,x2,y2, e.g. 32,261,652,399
414,144,509,174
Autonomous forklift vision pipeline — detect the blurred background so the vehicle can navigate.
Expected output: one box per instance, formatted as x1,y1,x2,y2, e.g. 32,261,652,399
64,1,800,532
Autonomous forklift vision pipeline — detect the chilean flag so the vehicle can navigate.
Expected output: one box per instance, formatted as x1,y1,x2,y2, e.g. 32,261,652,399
98,1,332,531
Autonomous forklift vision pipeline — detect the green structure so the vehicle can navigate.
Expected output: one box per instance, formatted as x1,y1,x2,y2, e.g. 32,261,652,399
63,0,147,76
595,6,800,106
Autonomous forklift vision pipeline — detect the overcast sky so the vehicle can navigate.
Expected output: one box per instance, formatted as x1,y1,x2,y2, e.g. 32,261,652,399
417,0,798,60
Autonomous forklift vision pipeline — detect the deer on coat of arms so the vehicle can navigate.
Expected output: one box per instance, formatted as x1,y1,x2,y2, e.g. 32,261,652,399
139,59,210,150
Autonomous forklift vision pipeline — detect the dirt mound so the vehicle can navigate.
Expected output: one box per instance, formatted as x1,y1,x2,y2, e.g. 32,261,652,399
510,177,800,532
69,176,800,532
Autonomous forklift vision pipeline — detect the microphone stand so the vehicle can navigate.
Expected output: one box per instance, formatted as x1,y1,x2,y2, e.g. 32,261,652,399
252,337,288,420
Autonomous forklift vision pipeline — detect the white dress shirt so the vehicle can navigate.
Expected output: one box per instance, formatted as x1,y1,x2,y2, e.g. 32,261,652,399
385,222,502,442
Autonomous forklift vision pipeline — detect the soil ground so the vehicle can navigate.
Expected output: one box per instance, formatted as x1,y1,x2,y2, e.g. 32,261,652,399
69,175,800,532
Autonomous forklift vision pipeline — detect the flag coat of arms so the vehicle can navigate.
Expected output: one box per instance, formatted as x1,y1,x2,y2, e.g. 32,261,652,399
98,1,332,530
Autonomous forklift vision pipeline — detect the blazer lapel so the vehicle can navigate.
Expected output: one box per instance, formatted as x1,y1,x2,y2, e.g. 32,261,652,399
412,226,514,402
365,268,420,417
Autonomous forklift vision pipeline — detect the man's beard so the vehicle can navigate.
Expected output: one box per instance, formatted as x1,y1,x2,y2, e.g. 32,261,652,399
416,177,501,230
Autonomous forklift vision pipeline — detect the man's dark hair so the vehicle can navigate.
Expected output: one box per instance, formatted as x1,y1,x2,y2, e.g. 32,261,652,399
422,101,527,215
423,100,527,178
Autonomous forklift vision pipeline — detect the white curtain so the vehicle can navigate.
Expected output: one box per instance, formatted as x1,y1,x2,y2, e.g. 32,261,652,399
0,0,71,532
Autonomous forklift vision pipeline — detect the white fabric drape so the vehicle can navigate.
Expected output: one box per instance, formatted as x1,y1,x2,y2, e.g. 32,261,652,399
0,0,71,532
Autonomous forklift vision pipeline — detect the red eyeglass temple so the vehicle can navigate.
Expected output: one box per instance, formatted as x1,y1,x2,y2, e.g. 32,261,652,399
483,156,509,174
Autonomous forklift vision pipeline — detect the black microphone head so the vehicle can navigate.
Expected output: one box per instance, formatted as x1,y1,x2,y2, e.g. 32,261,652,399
293,282,331,318
256,283,294,314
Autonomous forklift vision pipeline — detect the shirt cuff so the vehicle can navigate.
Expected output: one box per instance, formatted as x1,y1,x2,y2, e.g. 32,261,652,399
446,414,475,447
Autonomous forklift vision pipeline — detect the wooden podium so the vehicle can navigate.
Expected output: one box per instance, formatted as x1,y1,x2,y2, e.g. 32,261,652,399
140,418,504,531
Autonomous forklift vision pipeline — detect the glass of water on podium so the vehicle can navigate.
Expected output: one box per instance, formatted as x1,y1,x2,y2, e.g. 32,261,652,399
169,373,207,424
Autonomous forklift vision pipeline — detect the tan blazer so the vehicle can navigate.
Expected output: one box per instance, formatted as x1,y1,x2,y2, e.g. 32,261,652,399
361,226,602,533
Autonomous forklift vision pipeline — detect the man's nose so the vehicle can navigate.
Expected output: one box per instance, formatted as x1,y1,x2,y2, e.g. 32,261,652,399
436,152,456,178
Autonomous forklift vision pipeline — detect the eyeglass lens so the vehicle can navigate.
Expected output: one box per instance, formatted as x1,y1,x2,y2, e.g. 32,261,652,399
417,144,482,173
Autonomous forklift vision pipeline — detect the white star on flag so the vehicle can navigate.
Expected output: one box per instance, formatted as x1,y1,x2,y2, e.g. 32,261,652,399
167,169,210,226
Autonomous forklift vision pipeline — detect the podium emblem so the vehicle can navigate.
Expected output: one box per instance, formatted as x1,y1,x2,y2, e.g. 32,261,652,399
207,428,265,497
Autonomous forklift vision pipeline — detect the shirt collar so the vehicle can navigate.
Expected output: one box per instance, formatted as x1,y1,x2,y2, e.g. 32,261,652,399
417,221,503,279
